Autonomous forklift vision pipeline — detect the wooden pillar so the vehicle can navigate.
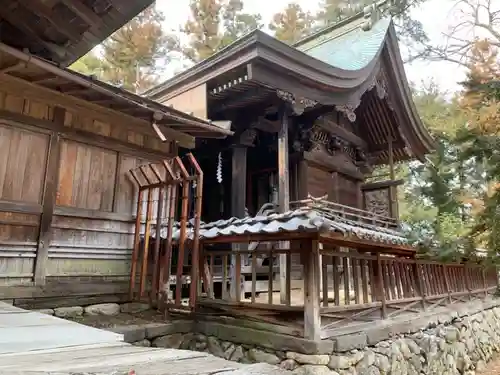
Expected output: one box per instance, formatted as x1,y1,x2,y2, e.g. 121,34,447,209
34,107,65,285
387,137,398,219
278,108,291,304
230,145,247,299
303,239,321,341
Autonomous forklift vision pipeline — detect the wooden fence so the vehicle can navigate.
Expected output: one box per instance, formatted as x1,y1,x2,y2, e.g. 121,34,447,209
198,243,498,338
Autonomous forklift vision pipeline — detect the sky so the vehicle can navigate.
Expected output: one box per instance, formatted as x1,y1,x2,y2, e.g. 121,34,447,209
154,0,472,95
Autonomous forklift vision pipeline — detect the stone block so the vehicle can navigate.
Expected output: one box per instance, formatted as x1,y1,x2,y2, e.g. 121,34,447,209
132,339,151,347
84,303,120,316
54,306,83,318
144,323,175,339
286,352,330,365
334,333,368,352
152,333,184,349
35,308,54,316
293,365,339,375
247,348,281,365
110,325,146,343
366,327,390,346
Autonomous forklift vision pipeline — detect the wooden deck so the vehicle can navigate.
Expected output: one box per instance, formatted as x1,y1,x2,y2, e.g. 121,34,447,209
0,302,289,375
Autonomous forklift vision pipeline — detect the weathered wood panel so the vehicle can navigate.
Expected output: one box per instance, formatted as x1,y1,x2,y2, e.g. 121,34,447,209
306,166,332,199
57,140,118,211
0,212,40,286
115,155,148,215
47,213,134,279
0,123,49,204
0,80,177,302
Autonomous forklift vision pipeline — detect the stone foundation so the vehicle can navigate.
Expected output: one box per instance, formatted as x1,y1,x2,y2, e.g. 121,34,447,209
33,298,500,374
125,299,500,375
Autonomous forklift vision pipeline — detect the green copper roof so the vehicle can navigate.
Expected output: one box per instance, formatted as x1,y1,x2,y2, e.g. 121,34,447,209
297,17,391,71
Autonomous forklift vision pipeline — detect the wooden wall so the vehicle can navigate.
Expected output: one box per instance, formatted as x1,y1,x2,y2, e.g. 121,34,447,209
0,82,174,305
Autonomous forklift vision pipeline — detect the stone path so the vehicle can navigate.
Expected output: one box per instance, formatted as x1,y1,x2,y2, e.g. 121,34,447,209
0,302,123,354
0,302,289,375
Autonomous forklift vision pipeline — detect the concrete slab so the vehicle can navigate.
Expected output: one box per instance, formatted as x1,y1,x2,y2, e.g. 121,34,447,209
0,302,290,375
0,302,123,355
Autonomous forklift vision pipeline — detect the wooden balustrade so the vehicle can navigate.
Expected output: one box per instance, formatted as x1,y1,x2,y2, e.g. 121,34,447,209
198,242,498,340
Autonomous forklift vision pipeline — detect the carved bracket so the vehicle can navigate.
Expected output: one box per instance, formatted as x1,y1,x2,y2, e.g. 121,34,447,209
238,128,258,147
276,89,318,116
335,68,392,123
292,122,372,174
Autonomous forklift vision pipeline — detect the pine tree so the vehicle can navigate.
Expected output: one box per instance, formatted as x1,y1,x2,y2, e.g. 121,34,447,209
177,0,262,63
72,5,172,93
99,5,172,93
316,0,367,26
70,52,103,77
455,39,500,259
269,3,316,44
399,86,478,257
316,0,428,44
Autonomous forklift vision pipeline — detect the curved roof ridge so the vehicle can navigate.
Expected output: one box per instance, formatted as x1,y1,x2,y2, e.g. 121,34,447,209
293,11,366,48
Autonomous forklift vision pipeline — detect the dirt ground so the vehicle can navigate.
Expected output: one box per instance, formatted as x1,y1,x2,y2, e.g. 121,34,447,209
481,359,500,374
66,309,167,329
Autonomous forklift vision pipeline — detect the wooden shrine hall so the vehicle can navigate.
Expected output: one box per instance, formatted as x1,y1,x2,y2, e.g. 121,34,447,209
128,6,496,344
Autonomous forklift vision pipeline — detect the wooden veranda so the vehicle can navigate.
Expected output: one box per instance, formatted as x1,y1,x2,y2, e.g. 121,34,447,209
127,186,498,342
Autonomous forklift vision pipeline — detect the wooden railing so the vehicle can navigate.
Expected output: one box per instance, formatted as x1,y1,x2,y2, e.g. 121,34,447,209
318,249,498,337
198,244,498,337
292,197,399,229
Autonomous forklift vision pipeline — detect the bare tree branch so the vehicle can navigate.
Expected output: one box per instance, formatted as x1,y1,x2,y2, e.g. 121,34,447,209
411,0,500,67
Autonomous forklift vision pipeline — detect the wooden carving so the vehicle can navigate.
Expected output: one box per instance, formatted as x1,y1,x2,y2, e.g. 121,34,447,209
364,188,391,217
276,89,318,115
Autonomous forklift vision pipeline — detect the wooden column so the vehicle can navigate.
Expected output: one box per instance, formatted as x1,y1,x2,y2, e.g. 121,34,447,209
278,108,291,304
34,106,65,285
303,239,321,341
387,137,398,219
230,145,247,300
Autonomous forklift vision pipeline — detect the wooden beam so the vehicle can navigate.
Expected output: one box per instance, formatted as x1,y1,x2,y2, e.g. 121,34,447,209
0,109,170,161
33,107,65,285
0,72,195,148
0,8,68,61
60,0,103,29
18,0,81,42
303,239,321,341
230,145,247,300
278,107,290,304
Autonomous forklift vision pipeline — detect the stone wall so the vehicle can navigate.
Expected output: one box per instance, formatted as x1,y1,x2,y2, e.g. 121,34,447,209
125,299,500,375
32,298,500,375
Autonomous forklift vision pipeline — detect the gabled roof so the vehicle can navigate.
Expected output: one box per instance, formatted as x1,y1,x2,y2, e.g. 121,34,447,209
146,11,434,161
0,0,154,66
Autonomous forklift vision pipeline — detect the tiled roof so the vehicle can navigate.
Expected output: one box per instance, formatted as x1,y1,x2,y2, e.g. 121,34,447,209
149,207,410,246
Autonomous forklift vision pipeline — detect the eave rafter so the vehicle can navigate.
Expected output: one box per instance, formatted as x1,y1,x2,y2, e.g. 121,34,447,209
60,0,103,29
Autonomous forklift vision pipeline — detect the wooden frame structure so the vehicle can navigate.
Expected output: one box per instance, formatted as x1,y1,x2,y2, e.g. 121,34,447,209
197,229,498,341
128,154,203,310
0,35,229,306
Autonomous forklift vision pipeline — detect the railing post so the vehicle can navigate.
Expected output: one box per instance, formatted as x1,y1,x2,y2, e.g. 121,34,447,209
414,262,426,311
464,265,472,300
443,264,452,304
482,267,487,298
376,254,387,319
303,239,321,341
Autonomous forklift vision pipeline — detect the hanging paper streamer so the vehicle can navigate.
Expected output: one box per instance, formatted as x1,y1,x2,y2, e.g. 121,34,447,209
216,152,223,184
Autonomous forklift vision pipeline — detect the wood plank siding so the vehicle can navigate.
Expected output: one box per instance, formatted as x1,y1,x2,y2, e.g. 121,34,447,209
0,82,174,304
